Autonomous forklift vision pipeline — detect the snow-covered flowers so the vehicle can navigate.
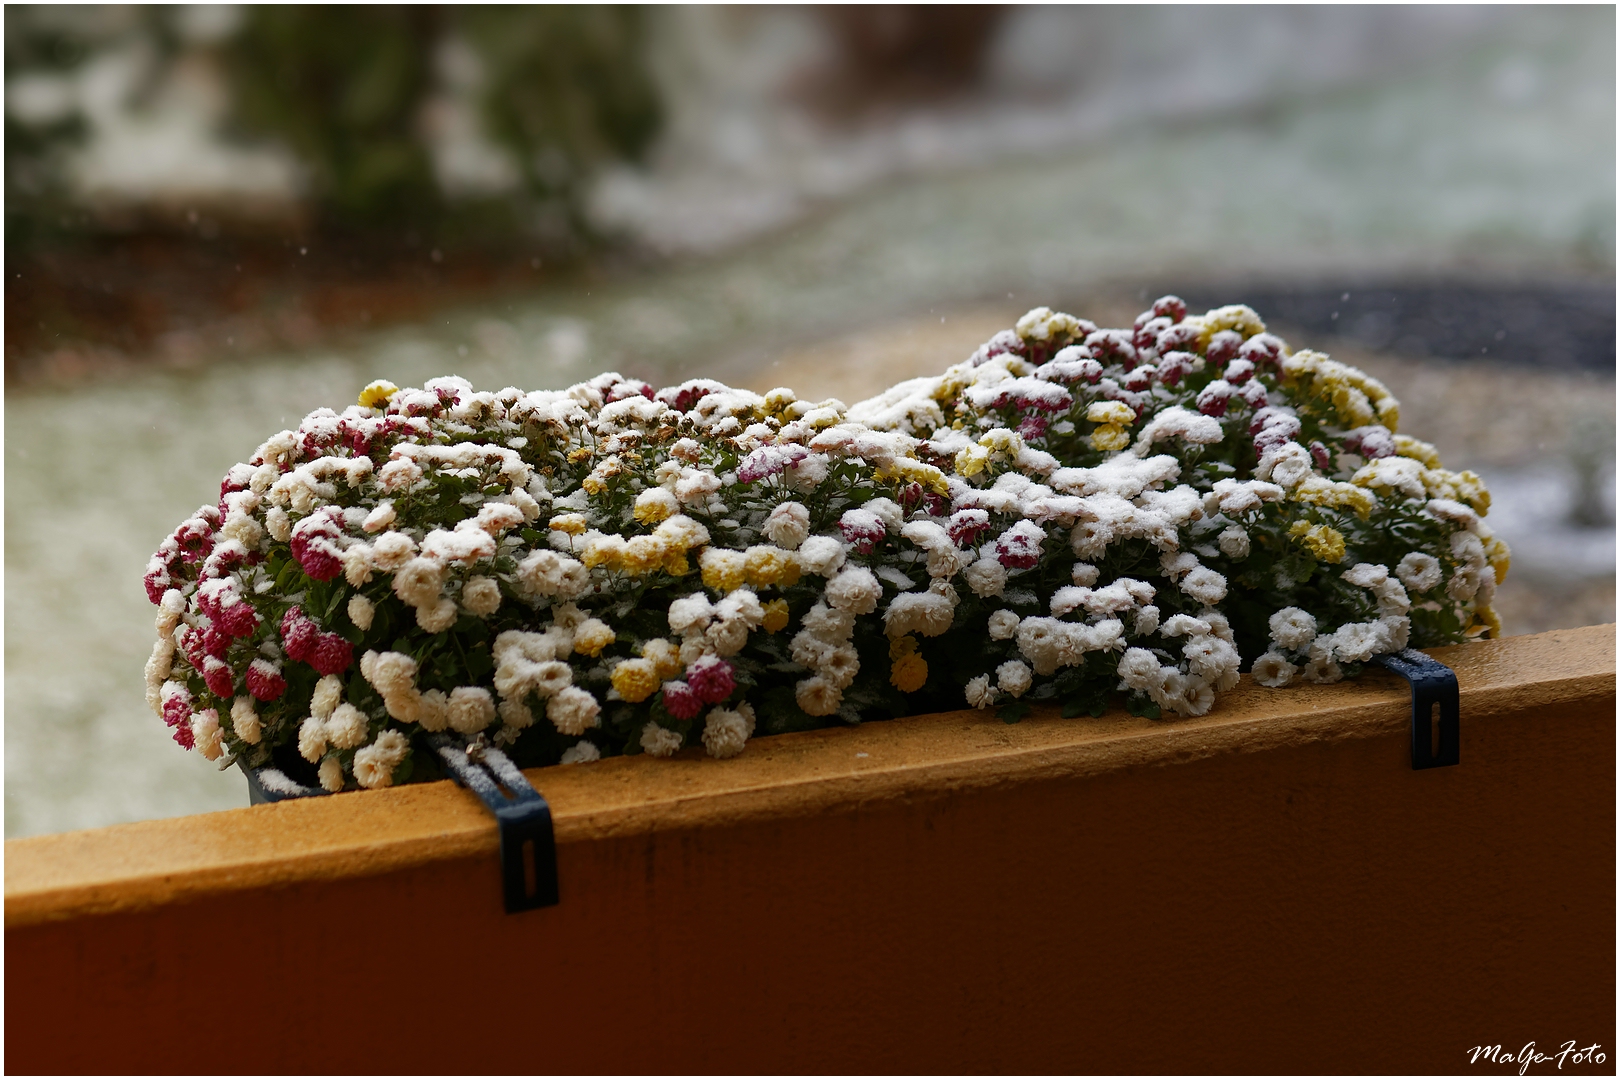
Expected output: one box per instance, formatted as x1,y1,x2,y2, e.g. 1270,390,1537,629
145,299,1503,787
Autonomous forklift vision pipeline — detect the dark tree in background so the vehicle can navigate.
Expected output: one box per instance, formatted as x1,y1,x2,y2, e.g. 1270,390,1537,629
221,4,662,247
224,6,444,234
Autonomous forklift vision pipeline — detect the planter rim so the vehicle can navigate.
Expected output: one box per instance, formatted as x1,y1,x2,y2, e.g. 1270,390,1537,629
7,625,1613,928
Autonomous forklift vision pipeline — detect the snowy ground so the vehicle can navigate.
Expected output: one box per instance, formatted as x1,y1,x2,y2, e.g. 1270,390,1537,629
6,16,1612,838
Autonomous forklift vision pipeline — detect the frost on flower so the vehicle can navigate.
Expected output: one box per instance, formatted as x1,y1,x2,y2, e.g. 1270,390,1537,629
143,297,1500,781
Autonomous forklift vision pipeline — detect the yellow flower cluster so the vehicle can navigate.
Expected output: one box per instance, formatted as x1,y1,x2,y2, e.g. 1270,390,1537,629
1086,400,1136,453
888,635,928,693
1283,350,1401,431
1393,435,1442,468
581,515,707,578
874,457,950,495
1199,304,1267,342
1423,468,1491,515
610,658,661,703
1292,476,1376,520
1288,520,1347,563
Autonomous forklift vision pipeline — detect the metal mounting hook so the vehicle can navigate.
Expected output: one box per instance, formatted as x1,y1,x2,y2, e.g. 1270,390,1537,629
430,735,560,912
1369,648,1460,770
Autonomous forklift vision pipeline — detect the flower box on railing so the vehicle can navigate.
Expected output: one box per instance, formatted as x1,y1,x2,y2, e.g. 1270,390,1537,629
7,626,1614,1074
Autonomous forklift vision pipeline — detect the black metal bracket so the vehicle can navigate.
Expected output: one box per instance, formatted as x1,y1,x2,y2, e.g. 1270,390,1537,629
1370,648,1460,770
431,735,560,913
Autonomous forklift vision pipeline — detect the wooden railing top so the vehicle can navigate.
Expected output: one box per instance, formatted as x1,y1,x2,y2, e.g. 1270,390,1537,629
7,624,1613,928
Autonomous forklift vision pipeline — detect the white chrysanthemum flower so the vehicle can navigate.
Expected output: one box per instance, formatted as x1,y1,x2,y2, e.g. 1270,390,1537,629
795,535,846,577
1250,651,1298,688
640,722,684,758
1329,621,1388,664
461,576,502,617
801,603,854,642
996,660,1033,698
447,687,497,734
795,676,843,716
702,708,750,759
964,674,997,709
1341,563,1389,589
1070,562,1100,587
1160,613,1211,638
191,709,223,761
1217,524,1250,559
310,674,344,721
377,458,423,492
362,501,396,533
883,590,955,638
352,745,395,789
825,567,882,614
1268,607,1318,650
370,530,417,570
229,696,261,744
416,596,459,633
392,556,445,607
706,618,750,657
326,703,370,749
1134,605,1161,636
547,686,601,735
962,556,1007,598
498,697,535,730
1116,648,1164,692
1396,551,1443,592
1373,578,1411,615
318,756,345,792
347,594,376,631
298,715,328,763
559,741,601,765
265,506,292,543
1180,567,1227,606
1300,656,1343,684
987,609,1020,640
764,502,812,549
362,650,418,698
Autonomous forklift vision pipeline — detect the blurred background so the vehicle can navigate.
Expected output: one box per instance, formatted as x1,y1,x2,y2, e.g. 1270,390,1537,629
6,5,1614,838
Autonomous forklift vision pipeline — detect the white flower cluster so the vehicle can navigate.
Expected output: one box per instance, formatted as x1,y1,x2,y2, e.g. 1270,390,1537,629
144,299,1506,789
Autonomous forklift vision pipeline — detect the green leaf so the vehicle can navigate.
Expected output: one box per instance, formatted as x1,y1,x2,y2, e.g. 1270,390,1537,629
997,700,1030,725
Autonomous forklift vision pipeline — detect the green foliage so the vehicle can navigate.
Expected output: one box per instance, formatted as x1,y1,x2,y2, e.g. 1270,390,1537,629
225,6,444,231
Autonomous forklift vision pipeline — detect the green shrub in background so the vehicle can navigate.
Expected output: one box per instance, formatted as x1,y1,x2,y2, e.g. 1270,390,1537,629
225,4,663,247
5,4,664,252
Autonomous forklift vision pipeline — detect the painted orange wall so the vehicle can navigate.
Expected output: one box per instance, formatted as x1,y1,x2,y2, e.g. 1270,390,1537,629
7,626,1614,1073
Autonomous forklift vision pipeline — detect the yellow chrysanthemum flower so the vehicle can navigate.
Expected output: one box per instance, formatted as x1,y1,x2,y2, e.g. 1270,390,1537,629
1288,520,1347,563
762,599,790,634
1292,477,1376,520
888,634,919,660
955,443,992,478
744,545,788,588
663,552,691,577
700,549,747,592
610,658,660,703
1453,470,1491,516
549,513,588,535
1393,435,1443,469
623,534,668,575
890,652,928,693
358,380,399,409
1201,304,1266,340
641,638,683,680
572,619,616,657
1085,401,1135,426
633,488,677,525
1472,604,1503,639
1482,534,1512,585
1089,425,1131,453
566,446,594,464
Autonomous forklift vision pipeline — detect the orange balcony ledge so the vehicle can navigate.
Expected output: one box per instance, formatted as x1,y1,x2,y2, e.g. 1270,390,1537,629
6,625,1614,1074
